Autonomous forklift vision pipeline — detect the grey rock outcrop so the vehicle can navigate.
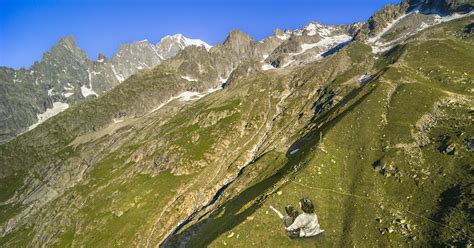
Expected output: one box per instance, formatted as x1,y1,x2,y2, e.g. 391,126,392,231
355,0,473,41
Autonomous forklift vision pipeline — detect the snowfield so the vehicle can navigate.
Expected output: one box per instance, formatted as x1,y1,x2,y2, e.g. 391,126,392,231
27,102,70,131
150,85,223,113
367,10,473,54
181,75,199,82
161,34,212,51
81,85,98,97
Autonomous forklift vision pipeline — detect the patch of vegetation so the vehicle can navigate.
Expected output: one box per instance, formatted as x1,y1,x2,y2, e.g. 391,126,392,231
0,171,25,203
345,41,373,62
0,227,34,247
71,171,187,247
0,203,23,226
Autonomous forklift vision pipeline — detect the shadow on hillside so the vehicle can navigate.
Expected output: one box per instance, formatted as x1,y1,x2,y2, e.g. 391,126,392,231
321,40,352,59
161,71,383,247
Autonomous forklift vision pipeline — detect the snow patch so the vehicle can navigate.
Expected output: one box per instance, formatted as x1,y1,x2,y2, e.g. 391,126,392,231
316,34,352,48
276,32,291,40
207,84,223,93
81,85,97,97
111,65,125,82
359,74,371,85
290,148,300,155
181,75,199,82
64,83,74,91
304,22,337,37
150,85,223,113
48,88,54,96
262,63,275,71
219,76,230,85
177,91,205,101
28,102,69,131
63,92,74,98
182,37,212,51
161,34,212,51
290,34,352,58
280,59,295,68
432,11,473,25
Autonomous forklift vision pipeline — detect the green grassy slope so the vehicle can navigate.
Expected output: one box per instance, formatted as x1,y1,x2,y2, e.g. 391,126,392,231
175,18,474,248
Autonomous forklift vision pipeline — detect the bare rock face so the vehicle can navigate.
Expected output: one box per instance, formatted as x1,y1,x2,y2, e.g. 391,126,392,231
223,30,262,59
419,0,474,13
110,40,164,81
355,2,410,40
355,0,473,41
369,2,411,37
0,34,210,144
265,23,353,68
97,53,106,62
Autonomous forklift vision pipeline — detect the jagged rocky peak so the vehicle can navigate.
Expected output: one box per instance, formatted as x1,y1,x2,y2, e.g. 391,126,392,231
48,35,89,62
110,39,164,81
222,29,262,58
302,22,334,36
115,39,155,55
274,28,284,37
56,35,79,50
0,31,212,144
97,53,106,62
224,30,255,46
367,1,411,37
344,22,365,35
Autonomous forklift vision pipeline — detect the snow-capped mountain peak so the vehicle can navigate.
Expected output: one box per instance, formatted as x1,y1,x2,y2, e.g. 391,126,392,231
159,34,212,51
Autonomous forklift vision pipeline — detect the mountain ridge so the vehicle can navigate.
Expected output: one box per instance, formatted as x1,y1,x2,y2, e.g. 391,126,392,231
0,0,473,246
0,33,211,144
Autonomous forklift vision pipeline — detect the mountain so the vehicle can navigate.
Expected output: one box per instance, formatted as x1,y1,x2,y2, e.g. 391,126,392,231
156,34,212,59
0,34,211,144
0,0,473,247
355,0,473,42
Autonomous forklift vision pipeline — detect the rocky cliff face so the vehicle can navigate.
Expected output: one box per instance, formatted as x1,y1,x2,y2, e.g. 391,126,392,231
356,0,473,41
264,22,355,69
0,35,210,144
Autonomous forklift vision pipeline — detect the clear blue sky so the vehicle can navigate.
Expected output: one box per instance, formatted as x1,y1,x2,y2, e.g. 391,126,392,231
0,0,399,69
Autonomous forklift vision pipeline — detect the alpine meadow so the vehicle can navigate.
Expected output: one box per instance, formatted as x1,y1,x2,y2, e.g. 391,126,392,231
0,0,473,247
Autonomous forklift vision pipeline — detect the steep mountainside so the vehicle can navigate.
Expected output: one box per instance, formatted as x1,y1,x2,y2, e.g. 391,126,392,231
0,0,472,247
0,34,210,144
